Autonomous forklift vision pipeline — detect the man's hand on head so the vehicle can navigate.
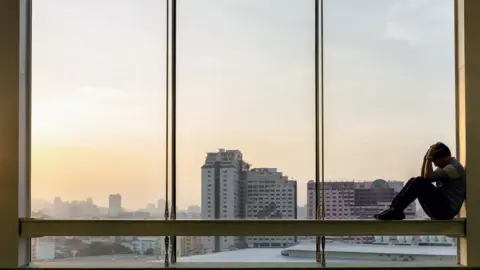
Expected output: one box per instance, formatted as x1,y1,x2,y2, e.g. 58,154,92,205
426,144,437,161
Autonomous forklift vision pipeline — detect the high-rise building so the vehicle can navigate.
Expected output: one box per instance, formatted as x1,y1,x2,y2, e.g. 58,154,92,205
297,204,307,220
108,194,122,217
307,180,316,220
157,199,165,211
246,168,297,248
306,179,416,243
201,149,249,253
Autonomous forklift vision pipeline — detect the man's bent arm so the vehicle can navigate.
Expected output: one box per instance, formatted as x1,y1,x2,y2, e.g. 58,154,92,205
421,149,430,178
420,157,428,178
424,159,434,180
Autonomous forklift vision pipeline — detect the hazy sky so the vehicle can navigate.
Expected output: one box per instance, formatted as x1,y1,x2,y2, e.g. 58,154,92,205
31,0,455,209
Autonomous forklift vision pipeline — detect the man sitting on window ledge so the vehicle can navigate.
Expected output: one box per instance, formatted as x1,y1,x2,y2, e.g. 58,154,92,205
375,142,466,221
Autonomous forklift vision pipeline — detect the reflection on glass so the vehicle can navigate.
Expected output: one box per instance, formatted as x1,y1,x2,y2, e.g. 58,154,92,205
31,0,167,220
322,0,456,264
177,0,314,256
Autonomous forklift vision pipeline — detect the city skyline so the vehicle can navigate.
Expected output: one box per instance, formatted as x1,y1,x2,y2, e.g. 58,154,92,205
32,173,415,212
31,0,455,209
31,167,446,260
31,168,433,209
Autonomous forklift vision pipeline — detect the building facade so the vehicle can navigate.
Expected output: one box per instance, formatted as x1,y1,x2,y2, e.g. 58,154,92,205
246,168,297,248
307,179,416,243
201,149,249,252
177,236,204,256
108,194,122,217
132,237,157,255
307,181,316,220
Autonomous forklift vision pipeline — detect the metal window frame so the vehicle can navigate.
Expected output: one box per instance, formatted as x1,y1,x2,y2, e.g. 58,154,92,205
1,0,478,268
0,0,31,268
456,0,480,267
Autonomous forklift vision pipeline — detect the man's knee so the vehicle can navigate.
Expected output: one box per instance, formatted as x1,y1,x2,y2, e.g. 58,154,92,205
406,177,416,183
411,177,430,187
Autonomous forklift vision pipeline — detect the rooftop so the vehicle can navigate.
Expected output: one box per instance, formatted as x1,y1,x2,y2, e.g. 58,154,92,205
285,242,456,256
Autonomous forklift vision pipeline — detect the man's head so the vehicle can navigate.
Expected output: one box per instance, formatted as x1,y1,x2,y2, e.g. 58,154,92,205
430,142,452,168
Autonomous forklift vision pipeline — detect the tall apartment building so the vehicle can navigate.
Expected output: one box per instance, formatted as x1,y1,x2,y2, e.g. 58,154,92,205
306,179,415,243
307,181,316,219
246,168,297,248
108,194,122,217
201,149,249,253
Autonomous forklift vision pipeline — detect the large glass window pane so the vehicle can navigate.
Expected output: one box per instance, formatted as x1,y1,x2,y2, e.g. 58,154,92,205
31,0,168,261
322,0,456,266
176,0,315,261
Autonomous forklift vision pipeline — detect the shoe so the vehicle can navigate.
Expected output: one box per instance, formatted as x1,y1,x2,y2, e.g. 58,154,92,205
374,209,405,220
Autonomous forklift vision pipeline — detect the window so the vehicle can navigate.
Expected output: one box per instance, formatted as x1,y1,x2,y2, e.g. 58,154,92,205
322,0,457,265
1,0,477,268
30,0,169,263
177,0,314,261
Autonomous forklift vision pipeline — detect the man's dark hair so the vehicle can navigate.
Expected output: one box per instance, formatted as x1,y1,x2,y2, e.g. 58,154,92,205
431,142,451,159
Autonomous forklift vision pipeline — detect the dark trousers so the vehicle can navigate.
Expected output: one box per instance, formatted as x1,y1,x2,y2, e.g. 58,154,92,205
391,177,456,220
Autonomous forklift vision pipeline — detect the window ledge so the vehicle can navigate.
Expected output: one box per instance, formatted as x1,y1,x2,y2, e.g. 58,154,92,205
21,218,466,237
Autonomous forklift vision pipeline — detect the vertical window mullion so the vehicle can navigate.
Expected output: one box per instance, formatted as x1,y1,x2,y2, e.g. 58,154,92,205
456,0,480,267
0,0,31,267
170,0,178,264
314,0,326,266
19,0,32,266
164,0,171,267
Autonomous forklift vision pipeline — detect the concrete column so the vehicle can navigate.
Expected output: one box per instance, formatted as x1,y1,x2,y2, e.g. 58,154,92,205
0,0,31,267
456,0,480,267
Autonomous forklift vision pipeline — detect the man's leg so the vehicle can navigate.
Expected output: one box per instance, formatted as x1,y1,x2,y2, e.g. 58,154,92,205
375,177,434,220
418,188,456,220
391,177,416,202
391,177,435,212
